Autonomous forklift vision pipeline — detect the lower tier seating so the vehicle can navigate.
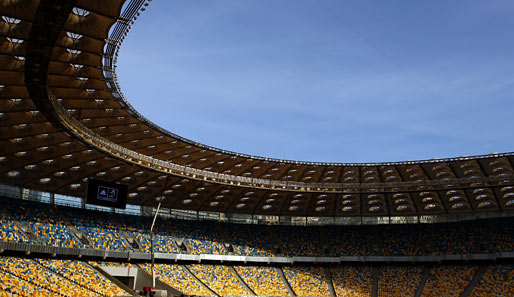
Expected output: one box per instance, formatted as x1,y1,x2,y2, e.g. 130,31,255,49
469,264,514,297
331,265,373,297
0,267,54,297
235,266,291,296
378,266,422,297
188,264,251,296
37,259,127,297
420,265,476,297
0,256,100,297
1,257,513,297
283,266,331,297
140,263,212,296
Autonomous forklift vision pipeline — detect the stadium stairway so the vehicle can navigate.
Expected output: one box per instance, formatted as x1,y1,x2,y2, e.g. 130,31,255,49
215,222,233,254
68,226,92,246
174,238,189,253
13,221,38,241
266,224,283,255
323,267,337,297
369,226,384,256
477,220,494,252
92,264,138,296
135,264,183,296
277,267,296,296
423,224,436,255
414,267,431,297
320,228,329,255
121,231,140,250
371,266,379,297
228,266,256,295
459,265,488,297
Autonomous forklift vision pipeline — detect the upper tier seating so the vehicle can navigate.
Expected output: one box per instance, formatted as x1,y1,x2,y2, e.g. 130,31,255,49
0,197,514,258
134,232,180,253
1,199,84,248
221,223,275,256
277,226,326,257
169,220,226,255
0,217,32,244
79,226,131,252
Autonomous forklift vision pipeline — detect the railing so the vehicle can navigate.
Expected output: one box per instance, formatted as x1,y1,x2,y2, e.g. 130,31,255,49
1,241,513,265
48,85,514,193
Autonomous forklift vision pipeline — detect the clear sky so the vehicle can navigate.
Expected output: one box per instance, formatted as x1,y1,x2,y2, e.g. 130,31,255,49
117,0,514,163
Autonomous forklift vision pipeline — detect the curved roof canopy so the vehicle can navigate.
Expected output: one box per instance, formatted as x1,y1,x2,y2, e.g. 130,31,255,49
0,0,513,217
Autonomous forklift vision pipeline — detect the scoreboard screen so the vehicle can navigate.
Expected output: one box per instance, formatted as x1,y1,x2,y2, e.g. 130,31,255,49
86,178,127,209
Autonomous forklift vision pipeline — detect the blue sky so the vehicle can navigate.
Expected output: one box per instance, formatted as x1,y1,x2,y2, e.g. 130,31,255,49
117,0,514,163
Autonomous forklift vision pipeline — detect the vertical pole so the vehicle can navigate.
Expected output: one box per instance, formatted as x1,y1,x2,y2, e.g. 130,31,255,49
150,155,171,291
150,201,162,288
150,226,154,288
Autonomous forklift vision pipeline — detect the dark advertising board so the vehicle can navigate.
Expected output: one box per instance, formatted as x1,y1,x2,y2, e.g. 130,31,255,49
86,178,127,209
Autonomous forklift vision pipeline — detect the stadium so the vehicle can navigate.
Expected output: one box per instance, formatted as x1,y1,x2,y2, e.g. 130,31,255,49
0,0,513,296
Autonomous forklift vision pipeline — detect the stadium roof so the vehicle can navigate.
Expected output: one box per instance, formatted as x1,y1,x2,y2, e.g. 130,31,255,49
1,0,514,217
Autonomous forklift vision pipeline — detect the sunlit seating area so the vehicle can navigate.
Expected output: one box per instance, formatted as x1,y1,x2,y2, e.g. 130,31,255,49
37,259,127,297
420,265,476,297
283,266,331,297
0,267,54,297
377,266,422,297
0,217,32,244
30,222,85,248
0,256,100,297
80,227,131,251
330,265,373,297
140,263,213,296
1,199,83,248
188,264,251,296
134,232,180,253
235,266,290,296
